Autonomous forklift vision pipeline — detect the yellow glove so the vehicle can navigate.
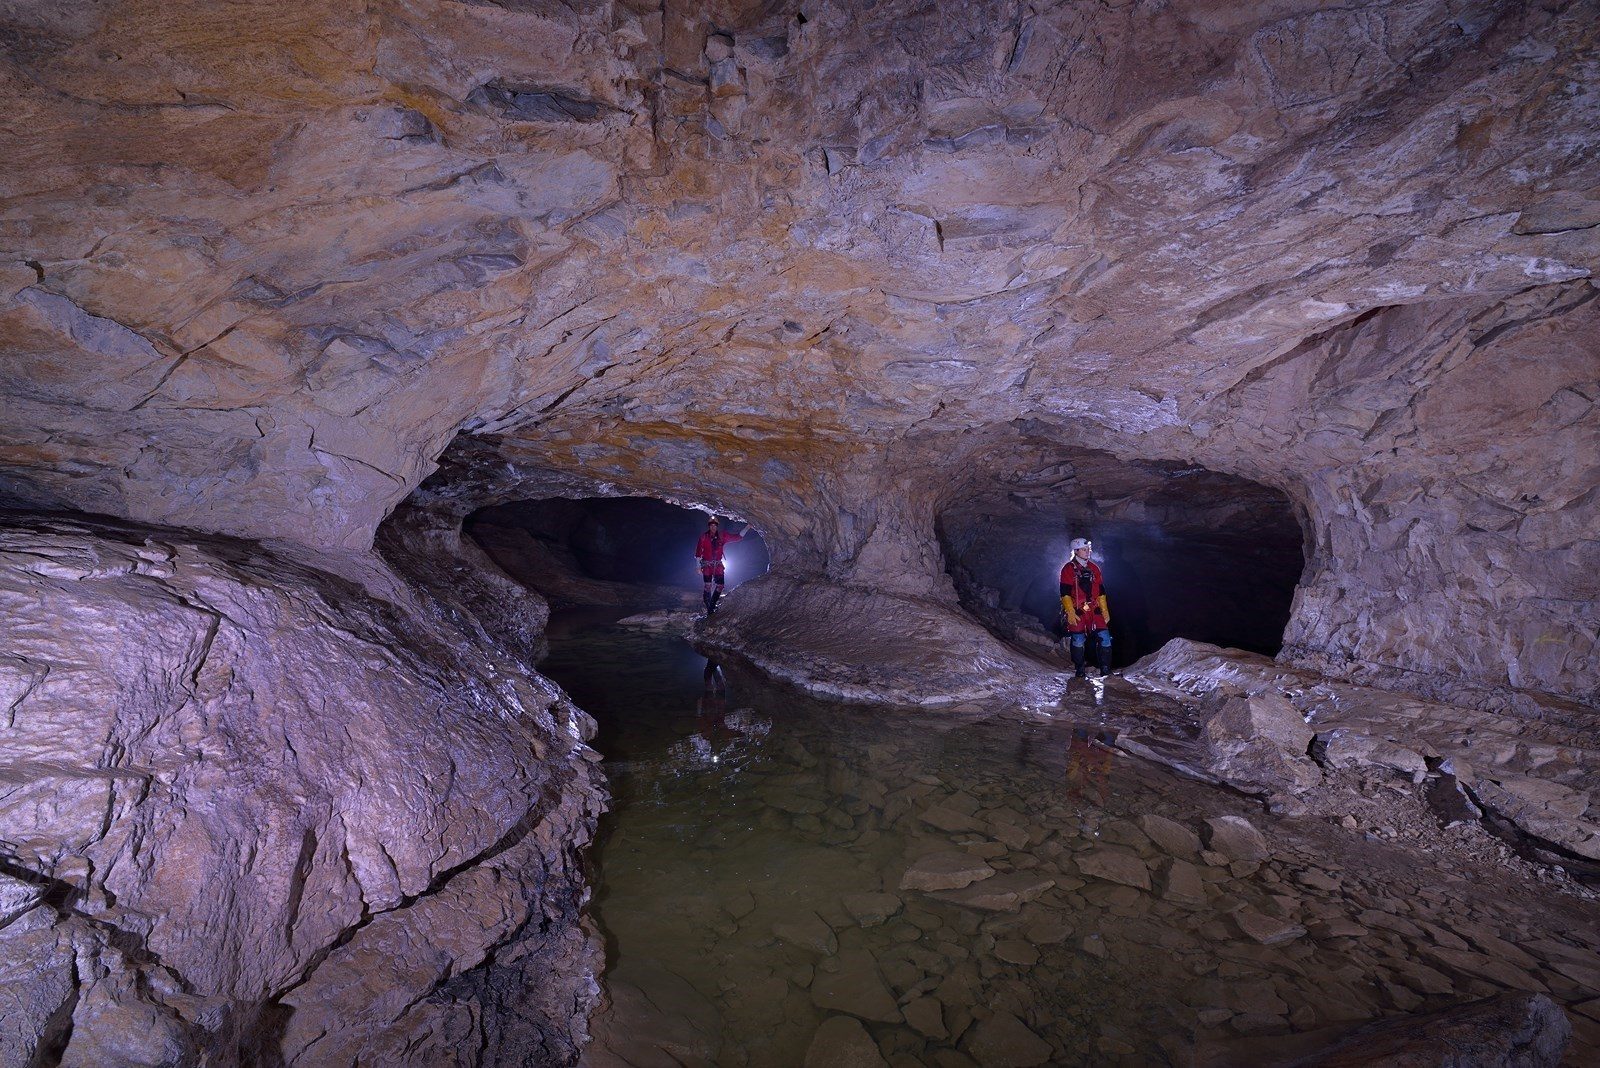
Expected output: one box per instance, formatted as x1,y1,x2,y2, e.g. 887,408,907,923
1060,596,1079,626
1098,595,1110,625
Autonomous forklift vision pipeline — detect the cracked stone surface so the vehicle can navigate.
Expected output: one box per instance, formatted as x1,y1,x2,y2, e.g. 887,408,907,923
0,0,1593,715
0,514,605,1066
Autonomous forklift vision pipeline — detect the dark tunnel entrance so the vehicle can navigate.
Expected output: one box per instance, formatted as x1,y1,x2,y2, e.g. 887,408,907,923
466,496,771,612
936,454,1306,667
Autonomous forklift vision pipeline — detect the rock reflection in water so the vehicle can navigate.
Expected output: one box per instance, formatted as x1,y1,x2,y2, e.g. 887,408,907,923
547,625,1599,1068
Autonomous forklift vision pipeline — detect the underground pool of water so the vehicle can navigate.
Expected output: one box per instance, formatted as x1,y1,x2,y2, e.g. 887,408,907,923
539,618,1600,1068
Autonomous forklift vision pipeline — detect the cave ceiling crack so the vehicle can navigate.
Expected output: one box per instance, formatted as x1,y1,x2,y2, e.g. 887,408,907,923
1466,278,1599,351
519,316,622,423
1386,280,1599,432
522,293,604,338
127,322,248,412
307,439,407,486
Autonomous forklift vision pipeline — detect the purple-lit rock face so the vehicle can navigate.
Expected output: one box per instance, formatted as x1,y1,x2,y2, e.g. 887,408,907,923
1,0,1594,710
0,0,1597,1062
0,515,603,1065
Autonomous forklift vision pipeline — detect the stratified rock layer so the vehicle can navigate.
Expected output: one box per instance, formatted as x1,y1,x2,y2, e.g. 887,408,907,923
0,514,604,1065
0,0,1594,714
1122,638,1600,861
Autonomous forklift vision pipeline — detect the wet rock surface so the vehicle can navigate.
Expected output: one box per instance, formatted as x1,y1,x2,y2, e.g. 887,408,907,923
1279,992,1572,1066
1123,640,1600,876
0,514,605,1066
694,575,1054,708
548,625,1599,1068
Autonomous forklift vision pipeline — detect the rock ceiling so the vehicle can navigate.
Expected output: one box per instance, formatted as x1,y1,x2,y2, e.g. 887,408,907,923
1,0,1596,704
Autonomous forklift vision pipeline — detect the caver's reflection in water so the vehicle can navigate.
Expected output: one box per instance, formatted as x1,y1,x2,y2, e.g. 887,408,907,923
697,660,737,749
1066,724,1119,808
670,659,772,775
703,658,727,695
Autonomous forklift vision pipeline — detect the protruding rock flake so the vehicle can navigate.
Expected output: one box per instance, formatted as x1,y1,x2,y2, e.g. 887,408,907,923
0,515,604,1065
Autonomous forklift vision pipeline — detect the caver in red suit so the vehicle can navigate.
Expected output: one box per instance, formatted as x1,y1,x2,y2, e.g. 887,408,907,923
1059,537,1112,678
694,518,745,614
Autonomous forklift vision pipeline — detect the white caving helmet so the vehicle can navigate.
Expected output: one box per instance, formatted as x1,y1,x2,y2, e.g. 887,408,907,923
1069,537,1092,553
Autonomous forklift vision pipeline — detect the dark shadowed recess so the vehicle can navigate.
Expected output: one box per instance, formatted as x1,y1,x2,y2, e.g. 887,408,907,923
938,457,1307,664
466,496,771,607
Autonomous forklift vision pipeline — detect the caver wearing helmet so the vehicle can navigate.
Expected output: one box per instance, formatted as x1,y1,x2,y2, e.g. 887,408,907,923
694,516,750,615
1060,537,1112,679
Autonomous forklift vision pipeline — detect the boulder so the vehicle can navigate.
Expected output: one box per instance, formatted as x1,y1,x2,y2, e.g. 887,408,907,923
1191,692,1323,798
1468,777,1600,861
930,873,1055,913
1233,909,1307,946
1157,858,1207,906
1137,814,1203,857
1312,729,1429,783
1075,847,1153,891
1204,816,1271,862
0,518,604,1067
1204,692,1314,753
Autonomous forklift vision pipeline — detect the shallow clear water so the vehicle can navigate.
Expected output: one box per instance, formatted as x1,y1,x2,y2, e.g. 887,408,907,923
543,620,1600,1068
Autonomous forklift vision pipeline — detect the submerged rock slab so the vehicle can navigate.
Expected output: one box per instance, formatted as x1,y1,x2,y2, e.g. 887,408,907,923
900,852,997,892
0,514,604,1066
929,873,1055,913
804,1015,888,1068
1282,992,1571,1067
810,951,902,1024
962,1010,1055,1067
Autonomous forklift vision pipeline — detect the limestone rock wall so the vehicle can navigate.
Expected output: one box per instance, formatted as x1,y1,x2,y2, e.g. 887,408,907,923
1168,283,1600,714
0,514,604,1066
1,2,1596,705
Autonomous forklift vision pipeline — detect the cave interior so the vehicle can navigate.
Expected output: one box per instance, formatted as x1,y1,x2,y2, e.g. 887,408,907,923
1,0,1597,1065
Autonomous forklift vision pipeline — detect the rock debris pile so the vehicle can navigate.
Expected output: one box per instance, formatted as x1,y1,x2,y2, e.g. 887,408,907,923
1121,640,1600,874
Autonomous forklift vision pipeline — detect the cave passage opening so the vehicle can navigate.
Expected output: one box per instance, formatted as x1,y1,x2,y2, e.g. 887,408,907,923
937,454,1307,666
465,496,771,611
